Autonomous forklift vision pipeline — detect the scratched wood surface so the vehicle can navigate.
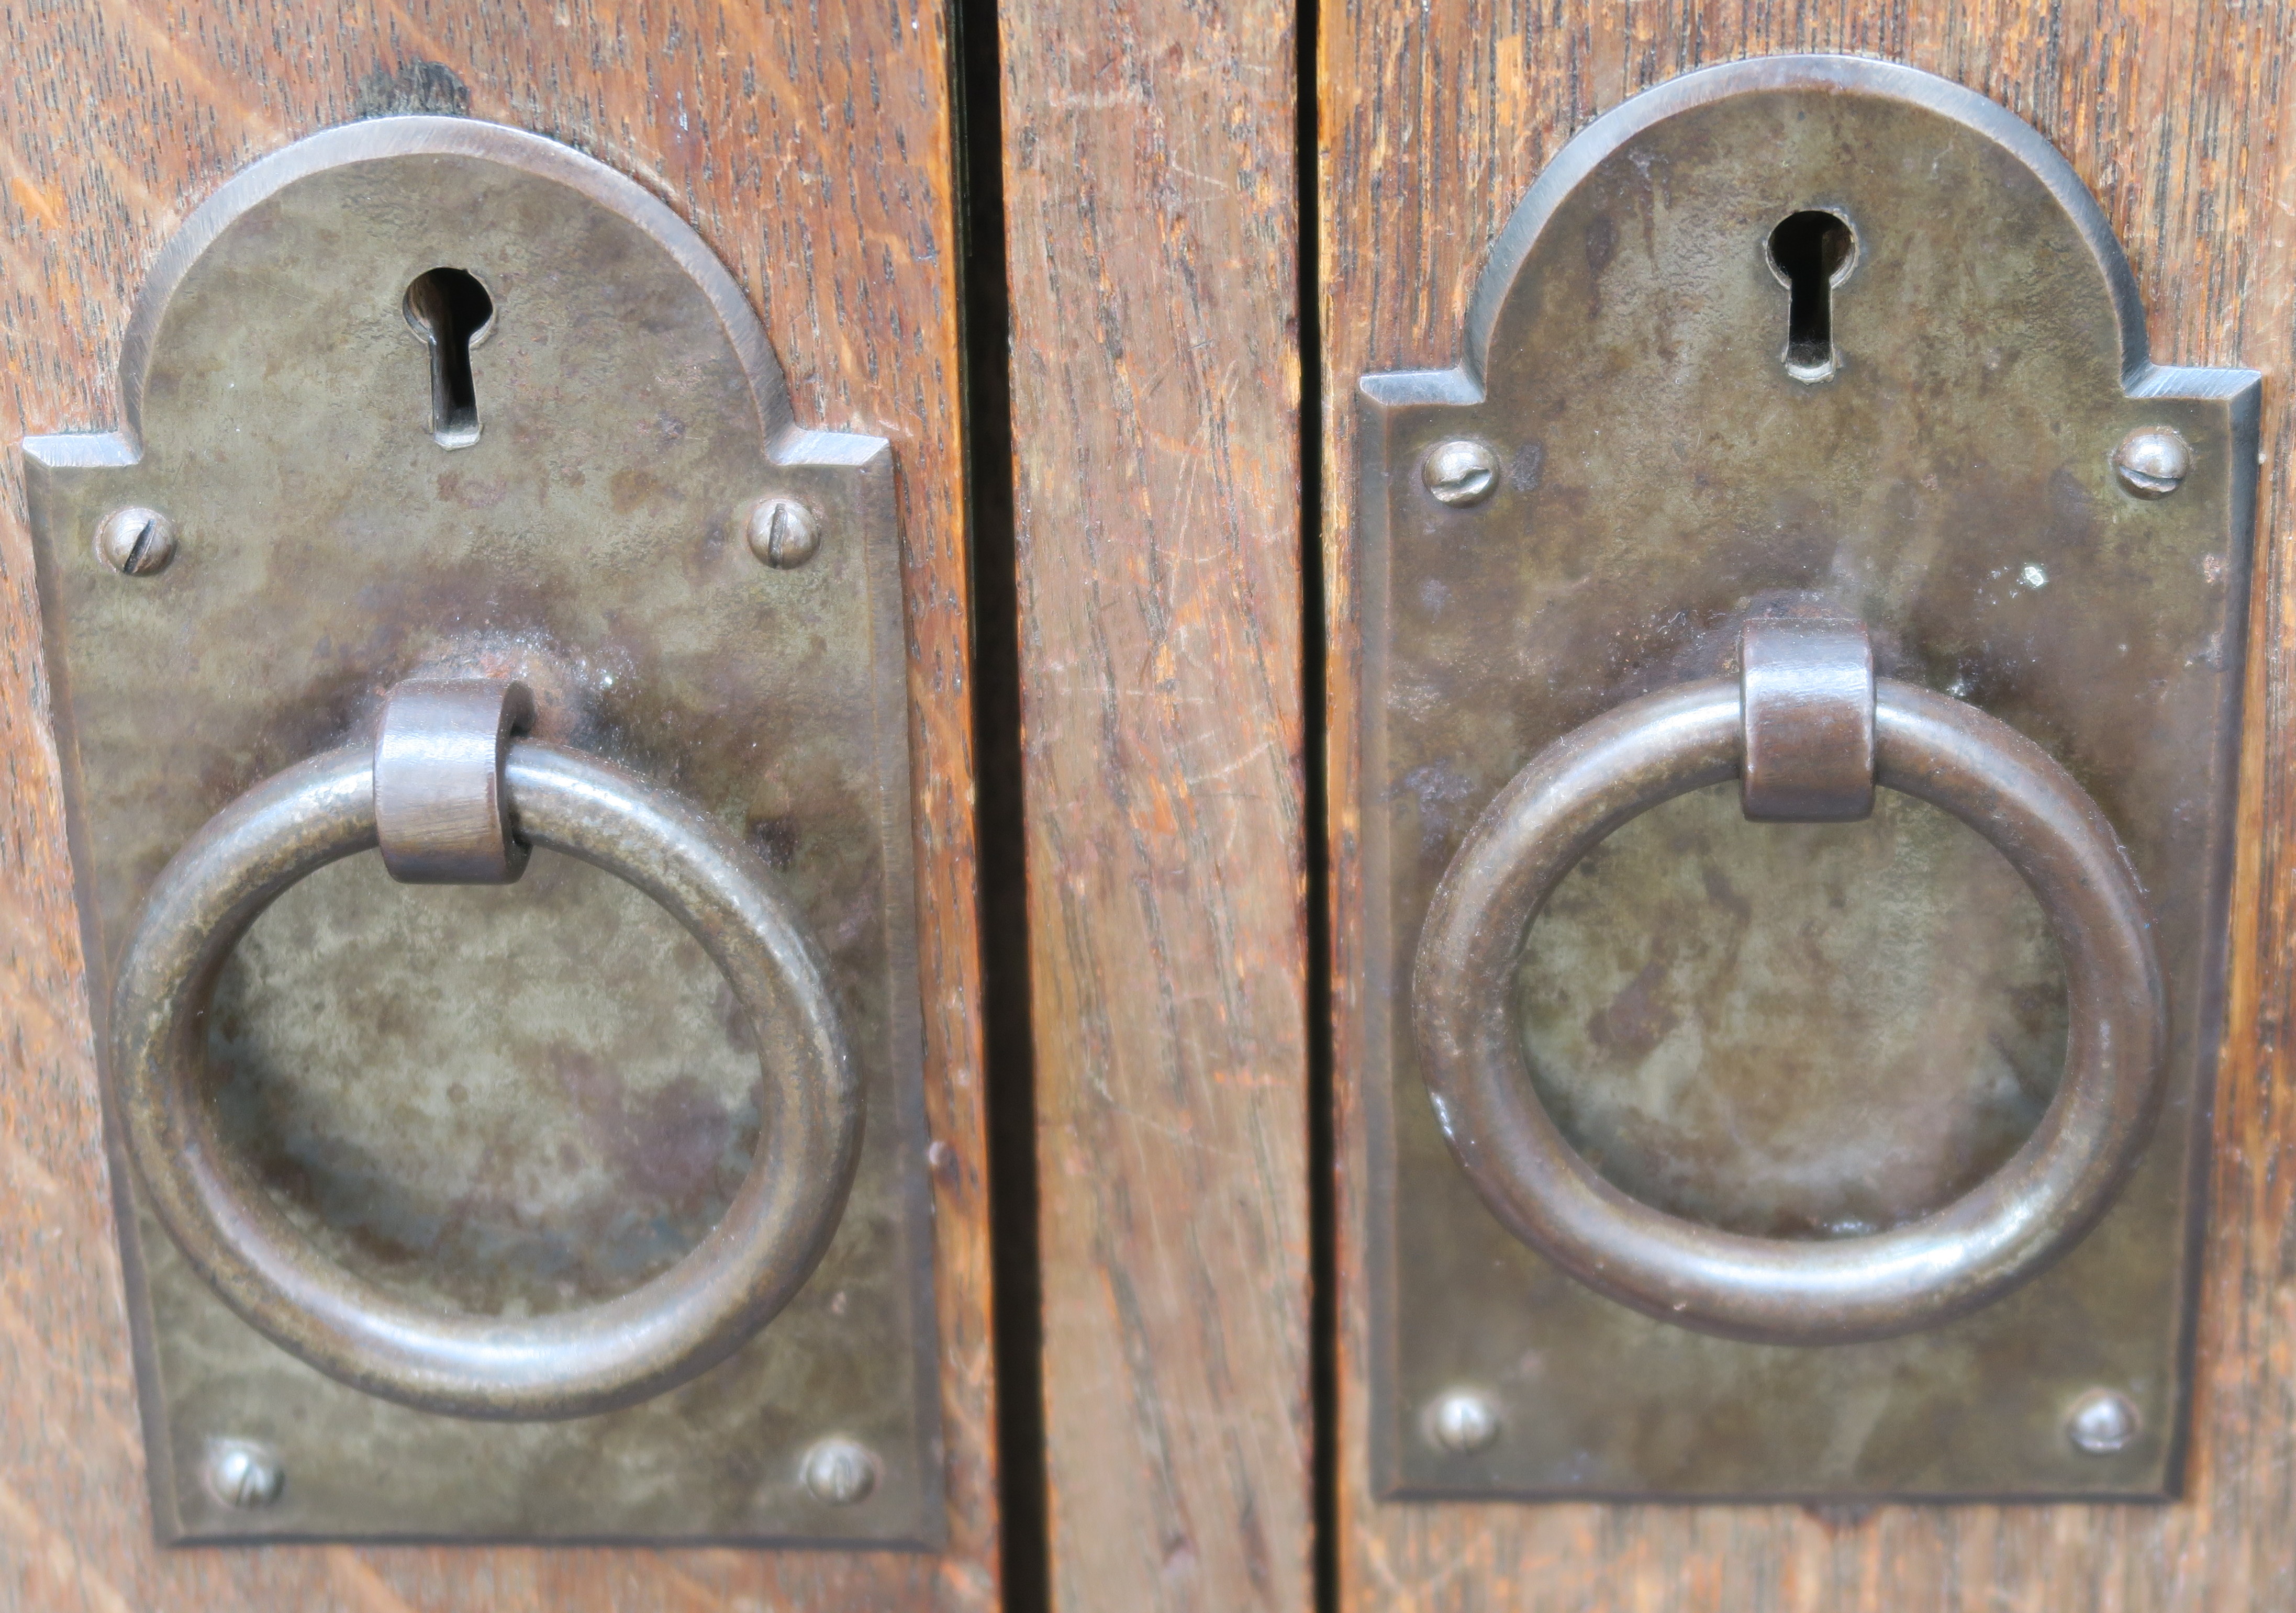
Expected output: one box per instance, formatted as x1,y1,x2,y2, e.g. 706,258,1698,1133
996,0,1313,1606
0,6,995,1610
1323,4,2296,1608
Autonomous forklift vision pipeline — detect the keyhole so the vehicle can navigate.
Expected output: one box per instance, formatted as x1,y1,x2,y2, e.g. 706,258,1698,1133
1764,210,1856,383
403,267,495,449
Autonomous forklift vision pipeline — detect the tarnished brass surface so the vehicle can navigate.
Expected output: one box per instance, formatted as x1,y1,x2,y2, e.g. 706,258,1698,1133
373,678,534,885
1356,57,2259,1498
1739,619,1876,822
1415,675,2164,1345
24,119,938,1543
114,737,863,1421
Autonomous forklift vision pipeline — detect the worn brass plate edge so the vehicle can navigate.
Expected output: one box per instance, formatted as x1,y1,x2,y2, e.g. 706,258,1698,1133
1355,54,2261,1503
24,116,945,1548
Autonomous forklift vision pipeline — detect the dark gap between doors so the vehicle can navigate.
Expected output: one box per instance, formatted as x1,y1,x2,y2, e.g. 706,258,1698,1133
952,0,1049,1605
960,1,1328,1603
1296,0,1336,1607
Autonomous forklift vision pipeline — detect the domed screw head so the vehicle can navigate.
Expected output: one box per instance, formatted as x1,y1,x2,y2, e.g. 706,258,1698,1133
95,506,177,576
744,497,822,569
2112,428,2190,499
200,1438,284,1509
2066,1388,2139,1455
801,1435,879,1505
1423,1387,1501,1454
1422,440,1501,507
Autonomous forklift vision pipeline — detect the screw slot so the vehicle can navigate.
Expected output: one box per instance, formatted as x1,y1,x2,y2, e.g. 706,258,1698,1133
801,1435,880,1504
1423,1387,1501,1454
1422,440,1501,508
2065,1388,2140,1455
2112,428,2191,499
95,506,177,576
745,497,823,568
200,1438,284,1509
1765,210,1858,383
404,267,496,450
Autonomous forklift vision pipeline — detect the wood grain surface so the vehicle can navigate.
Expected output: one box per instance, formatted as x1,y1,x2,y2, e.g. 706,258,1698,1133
0,7,995,1609
996,0,1313,1607
1323,4,2296,1608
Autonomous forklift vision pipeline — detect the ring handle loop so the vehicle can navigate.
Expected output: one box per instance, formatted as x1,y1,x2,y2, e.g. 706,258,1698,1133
111,737,862,1419
1412,675,2166,1345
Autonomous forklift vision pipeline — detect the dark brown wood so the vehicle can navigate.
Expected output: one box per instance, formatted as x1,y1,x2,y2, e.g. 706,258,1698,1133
1325,3,2296,1606
0,8,995,1607
996,0,1313,1605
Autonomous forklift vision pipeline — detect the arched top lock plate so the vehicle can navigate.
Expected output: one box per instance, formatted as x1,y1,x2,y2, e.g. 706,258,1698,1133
1356,58,2258,1502
25,119,941,1546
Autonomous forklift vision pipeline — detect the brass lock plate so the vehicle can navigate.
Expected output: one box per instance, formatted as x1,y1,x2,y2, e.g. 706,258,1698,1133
26,118,941,1544
1356,57,2258,1500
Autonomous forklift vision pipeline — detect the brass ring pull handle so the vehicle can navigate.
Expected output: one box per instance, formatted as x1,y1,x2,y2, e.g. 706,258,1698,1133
110,679,862,1420
1413,622,2166,1346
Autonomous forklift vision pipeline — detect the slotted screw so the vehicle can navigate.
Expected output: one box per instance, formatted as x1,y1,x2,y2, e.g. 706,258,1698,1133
801,1435,879,1504
745,497,822,568
1422,440,1501,507
1424,1387,1501,1454
201,1438,284,1509
96,506,177,576
2112,429,2190,499
2066,1389,2139,1456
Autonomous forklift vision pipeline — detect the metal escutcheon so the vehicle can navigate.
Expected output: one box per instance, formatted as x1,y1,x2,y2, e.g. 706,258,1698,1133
110,679,862,1420
1412,625,2165,1345
1357,52,2257,1502
25,115,940,1541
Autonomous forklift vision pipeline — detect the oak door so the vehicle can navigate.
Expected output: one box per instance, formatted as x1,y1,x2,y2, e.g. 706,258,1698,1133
7,4,2296,1613
1318,7,2296,1612
2,8,995,1609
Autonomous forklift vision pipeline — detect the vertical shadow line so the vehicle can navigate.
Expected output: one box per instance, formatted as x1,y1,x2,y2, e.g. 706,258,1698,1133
951,0,1047,1605
1296,0,1336,1605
